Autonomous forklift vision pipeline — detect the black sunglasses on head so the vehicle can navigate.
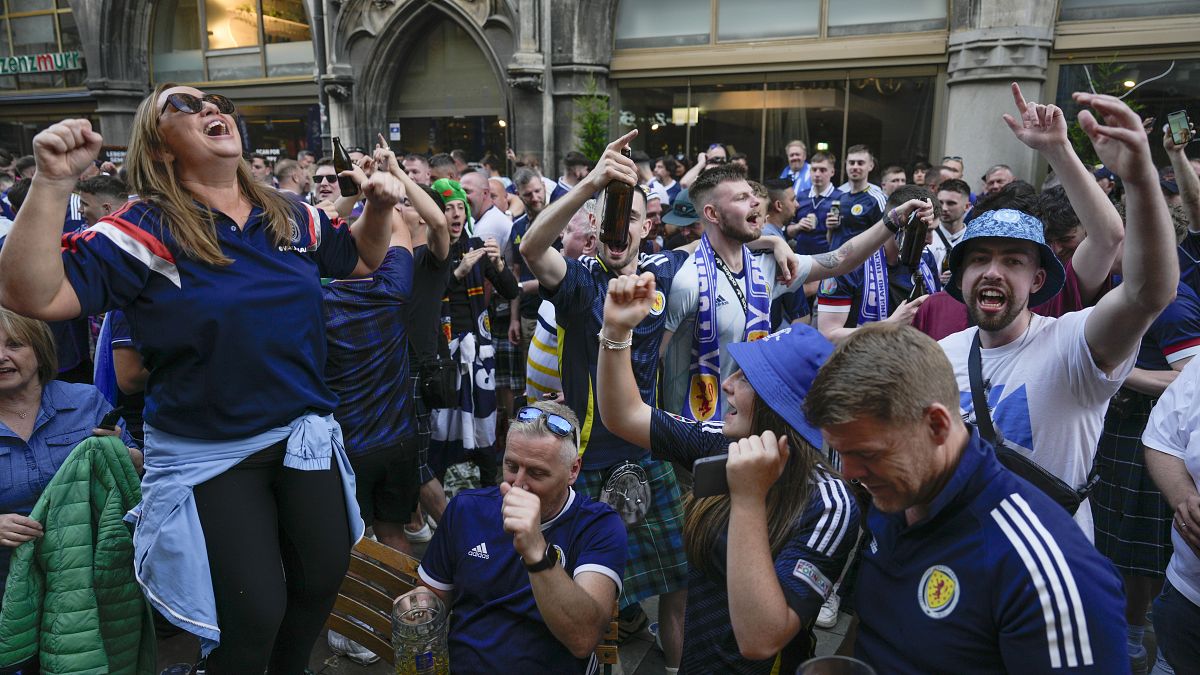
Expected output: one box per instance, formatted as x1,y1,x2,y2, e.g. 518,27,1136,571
161,92,236,116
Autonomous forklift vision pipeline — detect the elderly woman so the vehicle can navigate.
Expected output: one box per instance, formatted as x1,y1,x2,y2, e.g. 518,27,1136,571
0,309,136,594
0,85,402,672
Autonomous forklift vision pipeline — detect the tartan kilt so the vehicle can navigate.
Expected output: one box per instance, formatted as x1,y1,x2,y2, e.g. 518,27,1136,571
575,456,689,607
1092,390,1173,578
410,371,435,485
492,337,524,391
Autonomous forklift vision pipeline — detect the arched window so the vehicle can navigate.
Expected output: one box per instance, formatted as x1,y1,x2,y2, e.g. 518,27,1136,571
0,0,84,91
151,0,313,83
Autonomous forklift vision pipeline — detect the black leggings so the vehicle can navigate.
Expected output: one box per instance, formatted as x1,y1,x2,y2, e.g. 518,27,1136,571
193,442,351,674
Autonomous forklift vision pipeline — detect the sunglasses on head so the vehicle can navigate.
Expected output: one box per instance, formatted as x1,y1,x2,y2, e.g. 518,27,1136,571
516,406,578,446
160,92,236,116
313,174,339,183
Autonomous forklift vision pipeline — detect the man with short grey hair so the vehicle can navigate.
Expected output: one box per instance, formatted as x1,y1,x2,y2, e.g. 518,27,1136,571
983,164,1015,195
412,400,627,673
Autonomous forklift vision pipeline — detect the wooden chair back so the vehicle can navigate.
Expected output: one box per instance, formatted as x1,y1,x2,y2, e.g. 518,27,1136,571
325,537,422,665
596,601,620,674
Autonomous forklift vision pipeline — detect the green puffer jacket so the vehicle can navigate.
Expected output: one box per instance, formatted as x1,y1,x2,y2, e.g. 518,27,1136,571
0,434,155,674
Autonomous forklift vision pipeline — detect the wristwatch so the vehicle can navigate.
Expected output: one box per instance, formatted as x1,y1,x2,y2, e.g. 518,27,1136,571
524,543,559,573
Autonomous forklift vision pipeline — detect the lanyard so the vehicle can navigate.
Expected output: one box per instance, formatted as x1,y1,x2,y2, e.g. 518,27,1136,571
713,253,749,315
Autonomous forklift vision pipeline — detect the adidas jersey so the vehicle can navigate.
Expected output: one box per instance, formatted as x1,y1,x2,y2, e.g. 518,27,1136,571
649,410,859,673
418,487,626,674
545,251,689,470
854,432,1128,673
60,198,359,439
831,184,885,249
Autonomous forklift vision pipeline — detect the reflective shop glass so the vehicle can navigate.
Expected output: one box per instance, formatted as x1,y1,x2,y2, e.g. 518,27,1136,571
617,74,935,183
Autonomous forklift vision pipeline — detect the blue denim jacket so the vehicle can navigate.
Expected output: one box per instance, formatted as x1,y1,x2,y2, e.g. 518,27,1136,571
0,381,131,596
126,413,364,656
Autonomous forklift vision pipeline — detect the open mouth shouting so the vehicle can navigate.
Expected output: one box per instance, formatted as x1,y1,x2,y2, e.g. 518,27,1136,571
203,118,232,138
974,287,1008,315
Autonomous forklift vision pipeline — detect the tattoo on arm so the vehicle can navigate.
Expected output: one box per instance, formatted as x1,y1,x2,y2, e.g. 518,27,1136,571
812,241,852,270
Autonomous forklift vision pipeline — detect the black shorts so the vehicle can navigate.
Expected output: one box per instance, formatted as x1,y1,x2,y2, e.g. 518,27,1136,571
349,442,419,526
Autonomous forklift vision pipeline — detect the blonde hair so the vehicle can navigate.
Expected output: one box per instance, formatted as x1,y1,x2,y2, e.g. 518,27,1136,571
0,308,57,385
125,83,295,266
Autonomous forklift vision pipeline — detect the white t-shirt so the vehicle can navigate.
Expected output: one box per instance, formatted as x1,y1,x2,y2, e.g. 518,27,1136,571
927,223,966,272
1142,357,1200,607
471,205,513,251
662,249,813,416
939,309,1134,540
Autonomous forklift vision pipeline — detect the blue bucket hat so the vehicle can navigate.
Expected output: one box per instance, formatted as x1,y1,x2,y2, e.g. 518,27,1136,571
726,324,833,451
946,208,1066,308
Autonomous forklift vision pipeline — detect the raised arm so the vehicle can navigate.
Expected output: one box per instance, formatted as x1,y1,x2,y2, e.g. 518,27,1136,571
678,152,706,189
0,119,99,321
1002,83,1123,302
1078,93,1179,374
1164,118,1200,236
519,130,639,293
346,167,404,277
804,198,934,283
596,272,658,450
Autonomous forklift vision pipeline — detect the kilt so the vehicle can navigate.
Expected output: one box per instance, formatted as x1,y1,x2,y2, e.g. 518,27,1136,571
411,371,435,485
1093,389,1173,578
493,337,524,391
575,456,689,607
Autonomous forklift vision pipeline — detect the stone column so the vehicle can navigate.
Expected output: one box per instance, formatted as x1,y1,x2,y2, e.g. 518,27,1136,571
506,0,546,160
89,85,145,147
944,26,1053,188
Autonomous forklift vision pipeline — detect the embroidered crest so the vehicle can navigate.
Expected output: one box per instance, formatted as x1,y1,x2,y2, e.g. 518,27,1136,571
918,565,960,619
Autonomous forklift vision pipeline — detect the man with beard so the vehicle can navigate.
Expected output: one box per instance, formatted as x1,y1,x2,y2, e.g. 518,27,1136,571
666,167,935,416
519,130,692,672
938,86,1178,540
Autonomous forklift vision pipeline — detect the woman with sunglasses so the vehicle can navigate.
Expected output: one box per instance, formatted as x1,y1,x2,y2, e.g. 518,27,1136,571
597,273,860,675
0,84,404,672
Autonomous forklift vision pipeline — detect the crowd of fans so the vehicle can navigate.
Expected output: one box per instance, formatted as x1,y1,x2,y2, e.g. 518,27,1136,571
0,79,1197,675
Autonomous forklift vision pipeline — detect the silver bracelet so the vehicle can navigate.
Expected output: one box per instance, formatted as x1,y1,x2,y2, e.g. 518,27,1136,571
598,328,633,350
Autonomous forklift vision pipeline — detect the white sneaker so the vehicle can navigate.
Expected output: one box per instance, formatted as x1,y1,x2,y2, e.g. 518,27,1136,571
816,594,840,629
404,522,433,543
328,629,380,665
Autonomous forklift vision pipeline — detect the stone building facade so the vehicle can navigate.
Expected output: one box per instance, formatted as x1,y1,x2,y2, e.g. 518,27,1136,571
0,0,1196,186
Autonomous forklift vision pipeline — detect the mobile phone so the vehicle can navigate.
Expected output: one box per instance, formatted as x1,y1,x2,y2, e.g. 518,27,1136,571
692,454,729,498
1168,110,1191,146
98,407,124,431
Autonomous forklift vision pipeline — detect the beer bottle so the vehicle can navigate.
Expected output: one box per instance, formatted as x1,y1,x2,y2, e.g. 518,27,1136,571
898,209,929,302
599,147,634,250
332,136,360,198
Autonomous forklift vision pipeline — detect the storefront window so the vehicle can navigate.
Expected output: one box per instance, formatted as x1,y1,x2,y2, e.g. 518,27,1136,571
615,0,710,49
617,72,935,183
827,0,947,36
615,0,946,47
718,0,819,41
1058,0,1199,21
151,0,314,83
0,0,85,91
1055,57,1200,169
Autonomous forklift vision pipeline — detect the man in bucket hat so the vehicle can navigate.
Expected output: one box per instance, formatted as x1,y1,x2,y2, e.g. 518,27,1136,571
938,87,1179,540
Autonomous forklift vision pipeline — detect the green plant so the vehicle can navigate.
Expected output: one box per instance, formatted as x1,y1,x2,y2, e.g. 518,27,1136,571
1066,57,1145,168
572,76,612,163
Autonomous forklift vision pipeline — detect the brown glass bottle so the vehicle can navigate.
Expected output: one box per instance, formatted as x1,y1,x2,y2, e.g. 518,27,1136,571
898,209,928,301
599,148,634,250
332,136,360,198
